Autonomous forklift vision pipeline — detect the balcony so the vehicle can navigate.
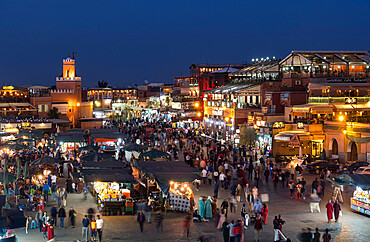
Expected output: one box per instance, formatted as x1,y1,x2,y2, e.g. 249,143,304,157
308,97,370,104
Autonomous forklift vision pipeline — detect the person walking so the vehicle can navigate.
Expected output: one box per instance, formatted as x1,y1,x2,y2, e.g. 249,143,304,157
236,184,243,202
207,170,213,185
90,217,97,242
137,210,146,232
182,214,190,238
155,210,163,234
213,181,219,198
58,206,66,229
326,200,334,223
221,199,229,216
46,217,55,240
50,205,58,227
82,215,90,241
229,193,236,213
35,209,43,232
42,182,50,202
96,215,104,242
288,180,295,198
57,187,62,207
227,220,235,242
222,218,229,242
333,200,341,222
322,228,331,242
69,206,77,228
246,191,254,212
261,203,269,224
313,227,321,242
254,214,263,242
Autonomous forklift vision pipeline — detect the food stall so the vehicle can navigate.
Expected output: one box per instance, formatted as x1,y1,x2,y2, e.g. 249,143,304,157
352,186,370,215
121,143,147,162
56,132,87,152
132,160,199,212
82,169,135,216
328,174,370,216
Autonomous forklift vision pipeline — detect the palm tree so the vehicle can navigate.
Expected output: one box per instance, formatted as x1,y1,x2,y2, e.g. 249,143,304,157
48,107,60,119
97,81,108,88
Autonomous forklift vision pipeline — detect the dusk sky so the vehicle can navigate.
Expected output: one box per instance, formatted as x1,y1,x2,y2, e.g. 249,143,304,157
0,0,369,88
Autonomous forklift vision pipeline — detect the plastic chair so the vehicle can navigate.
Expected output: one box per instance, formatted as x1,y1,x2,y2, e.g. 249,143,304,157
30,221,36,229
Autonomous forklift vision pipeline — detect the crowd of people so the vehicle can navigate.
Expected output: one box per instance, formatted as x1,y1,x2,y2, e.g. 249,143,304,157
0,117,341,241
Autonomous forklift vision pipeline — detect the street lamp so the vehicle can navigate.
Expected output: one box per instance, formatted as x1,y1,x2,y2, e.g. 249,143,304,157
339,115,344,122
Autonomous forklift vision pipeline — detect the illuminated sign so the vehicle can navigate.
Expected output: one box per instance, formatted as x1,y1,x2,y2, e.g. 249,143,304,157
280,93,289,101
2,86,14,90
297,122,304,129
289,134,300,147
345,98,357,104
273,122,285,129
212,110,223,116
256,120,266,127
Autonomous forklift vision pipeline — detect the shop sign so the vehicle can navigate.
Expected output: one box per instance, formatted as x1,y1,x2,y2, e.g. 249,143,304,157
345,98,357,104
265,94,272,100
273,122,285,129
274,135,290,141
212,109,223,116
289,134,300,147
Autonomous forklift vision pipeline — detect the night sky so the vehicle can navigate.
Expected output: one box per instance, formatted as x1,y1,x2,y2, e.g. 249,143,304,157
0,0,369,88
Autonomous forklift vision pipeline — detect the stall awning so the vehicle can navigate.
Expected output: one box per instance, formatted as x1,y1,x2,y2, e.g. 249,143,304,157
82,161,123,169
310,105,334,114
346,134,370,143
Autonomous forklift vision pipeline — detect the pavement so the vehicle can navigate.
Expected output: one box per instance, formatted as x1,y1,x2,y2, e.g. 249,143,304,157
13,170,370,242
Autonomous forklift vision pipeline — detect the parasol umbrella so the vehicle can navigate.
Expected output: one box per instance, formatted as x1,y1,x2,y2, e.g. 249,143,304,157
122,143,147,152
23,161,29,179
141,148,171,161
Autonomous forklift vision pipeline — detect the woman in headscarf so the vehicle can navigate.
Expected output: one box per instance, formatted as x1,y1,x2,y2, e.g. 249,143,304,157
217,209,226,230
222,218,229,242
199,197,205,219
325,200,334,223
205,196,213,219
261,203,269,224
333,200,341,222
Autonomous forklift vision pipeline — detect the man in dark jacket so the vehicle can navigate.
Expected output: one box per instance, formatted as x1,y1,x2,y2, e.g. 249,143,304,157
69,207,76,228
51,205,58,227
58,206,66,229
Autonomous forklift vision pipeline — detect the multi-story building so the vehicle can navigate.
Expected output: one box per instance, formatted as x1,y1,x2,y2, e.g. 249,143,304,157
278,51,370,162
189,64,246,95
30,57,93,127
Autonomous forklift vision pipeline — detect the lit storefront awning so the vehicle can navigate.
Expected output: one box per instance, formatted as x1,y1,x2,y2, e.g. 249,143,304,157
310,105,334,114
274,131,310,141
334,104,370,112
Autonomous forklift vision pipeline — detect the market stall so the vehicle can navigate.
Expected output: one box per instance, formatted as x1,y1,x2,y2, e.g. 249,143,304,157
81,169,134,216
56,132,87,152
141,148,171,161
132,160,199,212
328,174,370,215
122,143,147,161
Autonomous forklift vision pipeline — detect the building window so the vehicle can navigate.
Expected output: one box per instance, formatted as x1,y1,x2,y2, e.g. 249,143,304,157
44,105,49,113
38,104,43,112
